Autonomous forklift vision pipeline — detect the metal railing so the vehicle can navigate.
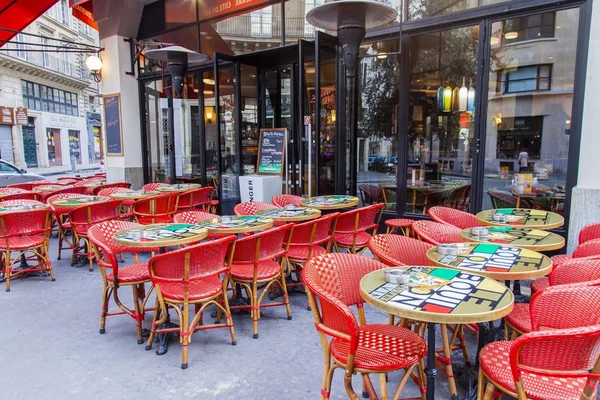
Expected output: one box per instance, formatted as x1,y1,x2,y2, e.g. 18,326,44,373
214,16,321,39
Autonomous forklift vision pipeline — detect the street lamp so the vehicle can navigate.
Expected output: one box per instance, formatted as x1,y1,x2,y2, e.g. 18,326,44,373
86,54,103,83
144,46,208,98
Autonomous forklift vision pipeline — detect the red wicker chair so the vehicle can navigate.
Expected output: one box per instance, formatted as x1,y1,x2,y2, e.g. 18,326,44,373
428,206,481,229
533,239,600,295
176,186,213,211
580,222,600,245
48,193,87,263
480,287,600,399
271,194,303,207
30,180,59,188
97,187,135,219
6,182,35,190
229,223,293,339
145,236,238,369
384,218,414,235
287,213,339,307
142,182,170,191
0,191,40,202
0,208,54,292
303,253,426,399
233,201,278,215
332,203,384,254
69,200,123,271
173,210,224,240
88,220,160,344
39,185,86,203
132,193,178,225
56,178,79,185
412,220,462,245
514,259,600,334
368,234,433,266
0,187,26,194
0,199,44,207
92,182,131,195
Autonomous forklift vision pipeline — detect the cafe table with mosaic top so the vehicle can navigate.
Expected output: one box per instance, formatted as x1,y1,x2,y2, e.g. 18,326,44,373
255,206,321,222
109,190,160,201
33,184,68,193
299,195,359,210
360,266,514,400
156,183,201,193
476,208,564,230
0,201,49,213
460,227,565,252
49,195,110,210
193,215,273,235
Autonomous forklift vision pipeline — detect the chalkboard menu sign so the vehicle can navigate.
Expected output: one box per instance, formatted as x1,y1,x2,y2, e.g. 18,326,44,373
103,93,123,156
257,128,286,175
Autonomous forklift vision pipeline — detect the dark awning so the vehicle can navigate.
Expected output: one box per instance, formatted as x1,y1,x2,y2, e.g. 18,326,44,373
0,0,59,46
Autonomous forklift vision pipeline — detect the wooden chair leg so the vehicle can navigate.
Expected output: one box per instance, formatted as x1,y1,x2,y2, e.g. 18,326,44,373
279,272,292,321
482,382,496,400
99,284,111,334
180,301,190,369
477,367,485,400
221,287,237,345
131,284,144,344
252,281,259,339
378,373,389,399
145,297,163,350
391,364,417,400
4,251,11,292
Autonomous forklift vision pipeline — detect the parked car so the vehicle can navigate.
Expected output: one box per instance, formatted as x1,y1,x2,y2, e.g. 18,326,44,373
0,160,45,187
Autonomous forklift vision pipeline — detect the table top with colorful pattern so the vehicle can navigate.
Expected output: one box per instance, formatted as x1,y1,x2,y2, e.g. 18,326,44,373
360,266,514,324
300,195,359,210
110,190,160,200
0,188,27,196
113,223,208,248
460,227,565,252
156,183,202,193
83,181,106,188
33,185,69,193
426,242,552,281
0,202,50,214
476,208,564,230
49,196,110,207
256,207,321,222
193,215,273,234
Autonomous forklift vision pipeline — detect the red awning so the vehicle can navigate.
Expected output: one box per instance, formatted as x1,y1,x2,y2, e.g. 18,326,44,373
70,0,97,30
0,0,59,46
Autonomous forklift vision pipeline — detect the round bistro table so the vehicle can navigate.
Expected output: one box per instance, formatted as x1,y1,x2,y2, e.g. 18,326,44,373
360,266,514,400
49,195,110,209
193,215,273,234
110,190,160,201
300,195,359,210
460,227,565,252
0,201,49,213
255,206,321,222
156,183,201,193
476,208,564,230
113,223,208,250
33,184,69,193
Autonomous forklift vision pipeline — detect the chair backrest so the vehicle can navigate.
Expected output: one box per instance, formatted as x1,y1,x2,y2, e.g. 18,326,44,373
132,193,178,219
176,186,213,210
510,324,600,400
30,180,57,188
0,191,40,202
448,183,471,211
97,187,132,197
56,178,79,185
173,210,219,224
335,204,384,234
148,235,236,289
142,182,170,191
88,220,159,272
233,201,277,216
92,182,131,195
47,193,86,214
70,200,123,227
530,284,600,331
289,212,339,248
412,220,462,245
0,187,25,194
0,199,44,207
382,187,397,210
41,185,86,202
428,206,481,229
231,223,293,267
272,194,303,207
573,239,600,259
580,222,600,245
6,182,34,190
357,184,383,205
303,253,391,354
0,208,52,239
549,259,600,286
368,234,434,266
487,189,516,209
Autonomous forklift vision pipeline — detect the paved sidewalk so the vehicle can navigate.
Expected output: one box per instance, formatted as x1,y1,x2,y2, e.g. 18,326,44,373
28,163,102,177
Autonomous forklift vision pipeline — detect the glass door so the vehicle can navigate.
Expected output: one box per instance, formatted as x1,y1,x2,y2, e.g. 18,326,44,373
404,25,480,214
482,8,580,216
299,39,316,197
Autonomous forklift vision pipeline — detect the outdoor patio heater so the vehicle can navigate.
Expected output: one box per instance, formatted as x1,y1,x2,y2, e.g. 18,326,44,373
306,0,397,195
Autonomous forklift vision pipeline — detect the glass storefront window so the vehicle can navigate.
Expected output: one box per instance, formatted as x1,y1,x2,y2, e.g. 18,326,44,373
68,130,81,164
217,64,240,200
203,71,218,186
357,39,400,210
407,0,508,21
483,8,579,214
404,26,478,214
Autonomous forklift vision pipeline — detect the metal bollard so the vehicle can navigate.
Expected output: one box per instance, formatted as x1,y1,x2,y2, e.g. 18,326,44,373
70,155,77,173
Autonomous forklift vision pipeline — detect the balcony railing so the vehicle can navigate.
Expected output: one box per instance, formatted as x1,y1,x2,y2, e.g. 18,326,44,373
214,16,324,39
0,43,87,82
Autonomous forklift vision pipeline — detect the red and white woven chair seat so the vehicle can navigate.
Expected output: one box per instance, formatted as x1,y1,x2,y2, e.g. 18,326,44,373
157,277,223,302
330,324,426,371
0,235,45,250
505,303,532,334
106,263,150,283
530,278,549,295
231,260,281,281
136,215,173,225
384,219,413,229
334,232,372,247
287,244,327,262
480,341,594,399
551,254,572,265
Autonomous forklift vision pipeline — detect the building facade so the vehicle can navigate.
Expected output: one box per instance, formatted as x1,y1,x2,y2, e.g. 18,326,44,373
0,0,101,170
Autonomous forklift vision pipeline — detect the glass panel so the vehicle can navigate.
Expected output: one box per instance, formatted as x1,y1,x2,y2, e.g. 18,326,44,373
301,41,316,196
357,39,400,210
405,26,478,214
316,38,337,195
144,79,170,183
483,8,579,214
68,130,81,164
240,65,259,175
203,71,218,185
218,63,240,200
408,0,508,21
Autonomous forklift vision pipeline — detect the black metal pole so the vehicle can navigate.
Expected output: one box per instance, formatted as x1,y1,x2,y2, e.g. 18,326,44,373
425,323,438,400
167,77,176,184
348,74,358,196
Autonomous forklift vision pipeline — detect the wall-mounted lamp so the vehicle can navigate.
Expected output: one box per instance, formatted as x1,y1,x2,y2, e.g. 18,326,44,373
331,109,336,122
205,106,214,123
86,54,103,83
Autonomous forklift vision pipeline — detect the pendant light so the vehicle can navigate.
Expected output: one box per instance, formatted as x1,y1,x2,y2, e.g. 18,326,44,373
458,77,468,112
443,85,452,112
437,85,445,112
467,78,476,112
452,84,460,111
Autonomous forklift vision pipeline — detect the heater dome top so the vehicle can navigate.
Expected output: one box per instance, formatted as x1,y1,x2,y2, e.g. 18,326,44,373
306,0,397,32
144,45,209,64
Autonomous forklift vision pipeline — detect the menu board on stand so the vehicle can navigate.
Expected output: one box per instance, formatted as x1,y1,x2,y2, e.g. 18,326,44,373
257,128,286,175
